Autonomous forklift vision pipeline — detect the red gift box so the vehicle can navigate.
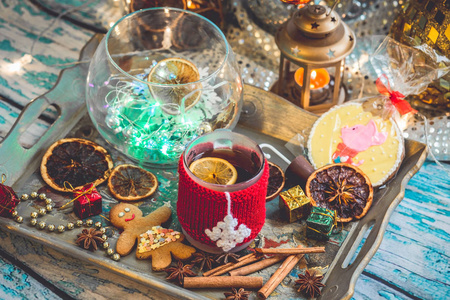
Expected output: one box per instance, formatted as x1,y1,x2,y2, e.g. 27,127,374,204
0,183,20,217
73,184,102,219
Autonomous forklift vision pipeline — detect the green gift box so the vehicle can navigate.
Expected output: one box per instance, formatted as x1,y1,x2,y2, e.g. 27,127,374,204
279,185,311,223
306,207,336,241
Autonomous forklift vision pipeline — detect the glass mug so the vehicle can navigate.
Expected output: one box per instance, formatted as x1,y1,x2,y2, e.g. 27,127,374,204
177,130,269,253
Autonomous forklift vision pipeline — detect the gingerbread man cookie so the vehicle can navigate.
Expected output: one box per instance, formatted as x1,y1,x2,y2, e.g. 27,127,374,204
110,203,196,271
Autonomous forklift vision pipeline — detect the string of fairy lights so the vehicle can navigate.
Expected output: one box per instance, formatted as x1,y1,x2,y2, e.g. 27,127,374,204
101,64,232,164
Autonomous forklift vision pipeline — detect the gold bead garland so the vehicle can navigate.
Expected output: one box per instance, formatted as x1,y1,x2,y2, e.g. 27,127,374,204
12,191,120,262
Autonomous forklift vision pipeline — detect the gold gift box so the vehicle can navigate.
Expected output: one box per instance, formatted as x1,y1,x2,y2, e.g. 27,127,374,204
279,185,311,223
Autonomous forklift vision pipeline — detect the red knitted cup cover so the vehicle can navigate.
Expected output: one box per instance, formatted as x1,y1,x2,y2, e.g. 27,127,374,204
177,155,269,248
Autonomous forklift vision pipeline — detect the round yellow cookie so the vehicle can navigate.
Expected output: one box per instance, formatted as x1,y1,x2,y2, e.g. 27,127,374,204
307,102,404,187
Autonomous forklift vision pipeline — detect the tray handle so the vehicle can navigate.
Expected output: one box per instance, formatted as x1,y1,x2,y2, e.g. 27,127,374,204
320,213,388,299
0,36,100,189
319,142,428,300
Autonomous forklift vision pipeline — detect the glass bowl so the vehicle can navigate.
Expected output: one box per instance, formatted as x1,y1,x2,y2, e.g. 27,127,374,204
86,8,243,166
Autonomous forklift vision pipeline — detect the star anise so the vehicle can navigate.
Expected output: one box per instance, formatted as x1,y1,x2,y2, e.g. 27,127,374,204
191,251,216,271
76,228,104,251
164,260,197,286
215,252,240,264
325,178,357,207
224,288,251,300
295,270,325,298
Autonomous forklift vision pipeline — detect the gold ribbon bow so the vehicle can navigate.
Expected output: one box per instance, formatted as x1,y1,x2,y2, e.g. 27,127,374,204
285,186,309,209
59,182,96,213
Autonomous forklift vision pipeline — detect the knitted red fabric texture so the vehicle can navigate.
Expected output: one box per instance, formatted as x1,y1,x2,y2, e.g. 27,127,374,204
177,155,269,247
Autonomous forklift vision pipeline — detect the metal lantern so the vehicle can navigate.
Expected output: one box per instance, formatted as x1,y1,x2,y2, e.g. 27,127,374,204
273,3,355,113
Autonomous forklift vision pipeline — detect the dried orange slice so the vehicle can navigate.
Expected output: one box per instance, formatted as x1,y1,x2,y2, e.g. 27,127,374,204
40,138,113,192
189,157,238,185
148,58,201,113
266,161,285,202
108,164,158,201
305,163,373,222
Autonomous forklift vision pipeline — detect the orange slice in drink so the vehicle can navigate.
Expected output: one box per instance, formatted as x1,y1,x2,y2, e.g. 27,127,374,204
189,157,238,185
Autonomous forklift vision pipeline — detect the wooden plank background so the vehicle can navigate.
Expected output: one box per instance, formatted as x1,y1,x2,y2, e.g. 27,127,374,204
0,1,449,299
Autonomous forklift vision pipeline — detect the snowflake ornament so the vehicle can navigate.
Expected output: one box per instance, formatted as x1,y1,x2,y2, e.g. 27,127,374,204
198,66,209,79
205,193,251,252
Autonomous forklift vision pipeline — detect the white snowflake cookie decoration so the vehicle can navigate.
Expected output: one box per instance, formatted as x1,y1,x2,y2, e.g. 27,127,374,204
205,193,251,252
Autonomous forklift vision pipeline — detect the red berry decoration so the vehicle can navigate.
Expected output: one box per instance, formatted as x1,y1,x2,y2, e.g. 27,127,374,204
0,176,20,217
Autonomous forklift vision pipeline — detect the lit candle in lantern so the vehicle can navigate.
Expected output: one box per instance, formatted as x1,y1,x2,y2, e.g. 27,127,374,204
187,0,200,9
294,68,331,105
294,68,330,89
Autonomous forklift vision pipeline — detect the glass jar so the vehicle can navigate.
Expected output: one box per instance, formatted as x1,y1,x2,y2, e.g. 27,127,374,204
86,8,242,166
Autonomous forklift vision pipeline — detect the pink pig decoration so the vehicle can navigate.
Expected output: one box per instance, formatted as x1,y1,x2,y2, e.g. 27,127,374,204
332,119,388,166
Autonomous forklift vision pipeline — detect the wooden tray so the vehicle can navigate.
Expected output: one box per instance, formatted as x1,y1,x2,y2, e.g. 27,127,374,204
0,35,427,300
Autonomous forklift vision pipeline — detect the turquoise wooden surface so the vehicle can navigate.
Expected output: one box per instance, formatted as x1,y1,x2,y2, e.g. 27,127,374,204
359,161,450,300
0,255,61,300
0,0,93,146
0,1,449,299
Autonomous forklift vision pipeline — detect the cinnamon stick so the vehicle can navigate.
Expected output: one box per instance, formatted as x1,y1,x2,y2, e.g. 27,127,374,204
228,255,285,276
210,254,262,277
203,253,255,277
184,276,263,289
255,247,325,255
203,253,261,277
258,249,304,299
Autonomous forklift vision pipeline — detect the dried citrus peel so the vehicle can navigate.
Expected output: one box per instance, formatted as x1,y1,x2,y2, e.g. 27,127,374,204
306,163,373,222
108,164,158,201
40,138,113,192
147,57,201,113
266,161,285,201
